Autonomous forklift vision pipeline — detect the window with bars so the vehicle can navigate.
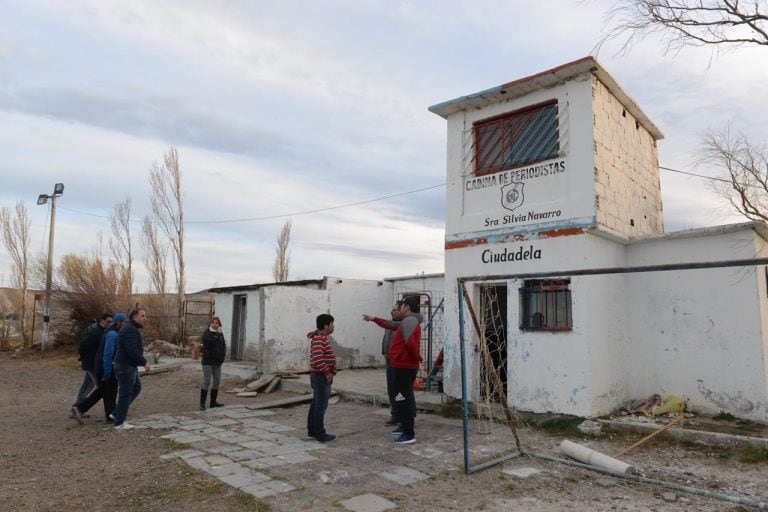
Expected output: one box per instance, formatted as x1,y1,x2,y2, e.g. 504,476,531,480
519,279,572,332
473,100,559,176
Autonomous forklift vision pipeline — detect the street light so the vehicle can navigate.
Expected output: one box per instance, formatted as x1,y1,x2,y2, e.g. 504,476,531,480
37,183,64,351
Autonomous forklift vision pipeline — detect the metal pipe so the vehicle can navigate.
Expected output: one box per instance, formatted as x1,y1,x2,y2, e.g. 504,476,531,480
457,279,471,475
530,452,768,510
458,257,768,284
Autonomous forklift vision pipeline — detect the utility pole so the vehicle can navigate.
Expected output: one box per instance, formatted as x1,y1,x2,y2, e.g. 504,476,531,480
37,183,64,351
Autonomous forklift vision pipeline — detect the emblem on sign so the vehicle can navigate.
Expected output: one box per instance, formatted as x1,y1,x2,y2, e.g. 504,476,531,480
501,182,525,212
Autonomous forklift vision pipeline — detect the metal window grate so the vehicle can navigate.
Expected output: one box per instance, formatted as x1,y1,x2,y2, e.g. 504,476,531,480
473,101,559,176
519,279,572,332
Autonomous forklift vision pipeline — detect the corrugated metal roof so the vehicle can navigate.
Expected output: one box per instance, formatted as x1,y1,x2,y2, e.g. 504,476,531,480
428,56,663,141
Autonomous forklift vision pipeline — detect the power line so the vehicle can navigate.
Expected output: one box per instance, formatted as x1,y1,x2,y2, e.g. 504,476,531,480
57,183,446,225
53,165,729,226
659,166,729,183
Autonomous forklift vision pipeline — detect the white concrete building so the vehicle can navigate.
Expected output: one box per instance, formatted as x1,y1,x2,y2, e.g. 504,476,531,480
210,274,445,374
429,56,768,422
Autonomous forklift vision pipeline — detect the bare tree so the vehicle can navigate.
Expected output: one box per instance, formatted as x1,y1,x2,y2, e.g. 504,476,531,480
149,147,186,345
109,197,133,299
701,126,768,222
0,202,32,345
140,215,174,342
272,219,292,282
140,215,168,296
596,0,768,54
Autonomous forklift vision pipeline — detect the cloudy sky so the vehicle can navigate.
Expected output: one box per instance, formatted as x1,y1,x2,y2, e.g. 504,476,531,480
0,0,764,292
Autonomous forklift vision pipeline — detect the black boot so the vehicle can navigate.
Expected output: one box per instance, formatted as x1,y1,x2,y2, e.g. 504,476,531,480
200,389,208,411
210,389,224,408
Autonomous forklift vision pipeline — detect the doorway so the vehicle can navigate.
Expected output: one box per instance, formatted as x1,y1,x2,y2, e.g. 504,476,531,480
479,284,508,399
231,294,247,360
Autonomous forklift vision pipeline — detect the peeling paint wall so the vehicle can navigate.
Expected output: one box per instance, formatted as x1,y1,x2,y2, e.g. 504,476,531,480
626,230,768,422
435,63,768,423
214,278,394,373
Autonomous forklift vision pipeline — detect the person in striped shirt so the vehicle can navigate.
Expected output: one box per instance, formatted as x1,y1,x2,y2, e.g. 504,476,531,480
307,313,337,443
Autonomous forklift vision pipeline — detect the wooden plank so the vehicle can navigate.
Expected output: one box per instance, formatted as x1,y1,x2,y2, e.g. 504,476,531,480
236,391,259,397
263,376,281,393
245,393,327,410
246,374,275,391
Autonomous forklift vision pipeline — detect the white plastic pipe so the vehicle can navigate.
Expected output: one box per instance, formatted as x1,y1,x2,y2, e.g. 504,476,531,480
559,440,636,475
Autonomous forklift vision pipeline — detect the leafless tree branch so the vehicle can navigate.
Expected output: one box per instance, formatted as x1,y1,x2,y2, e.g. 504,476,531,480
0,202,32,345
595,0,768,55
109,197,133,300
149,147,186,344
701,125,768,223
272,219,292,282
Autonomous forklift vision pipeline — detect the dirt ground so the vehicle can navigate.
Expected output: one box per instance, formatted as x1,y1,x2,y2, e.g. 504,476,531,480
2,347,768,512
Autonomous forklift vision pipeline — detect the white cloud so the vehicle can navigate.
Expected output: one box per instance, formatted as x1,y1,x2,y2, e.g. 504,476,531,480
0,0,765,293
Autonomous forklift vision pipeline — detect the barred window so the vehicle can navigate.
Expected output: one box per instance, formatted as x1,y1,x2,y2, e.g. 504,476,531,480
519,279,572,332
474,100,559,176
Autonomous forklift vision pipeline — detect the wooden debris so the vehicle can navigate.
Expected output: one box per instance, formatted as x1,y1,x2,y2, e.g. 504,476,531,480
246,374,275,391
226,388,246,394
263,376,281,393
245,392,336,410
236,391,259,397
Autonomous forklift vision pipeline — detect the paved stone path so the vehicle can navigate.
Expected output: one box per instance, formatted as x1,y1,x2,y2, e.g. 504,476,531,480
148,406,317,498
140,405,436,509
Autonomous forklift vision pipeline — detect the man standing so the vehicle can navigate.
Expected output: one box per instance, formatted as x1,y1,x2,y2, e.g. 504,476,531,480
307,314,337,443
362,300,403,425
387,296,422,444
112,308,150,430
70,313,112,418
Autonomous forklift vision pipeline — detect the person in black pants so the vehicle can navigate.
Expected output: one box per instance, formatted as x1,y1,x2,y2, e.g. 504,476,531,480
200,317,226,410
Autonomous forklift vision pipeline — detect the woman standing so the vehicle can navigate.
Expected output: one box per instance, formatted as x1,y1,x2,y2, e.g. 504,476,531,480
200,316,226,410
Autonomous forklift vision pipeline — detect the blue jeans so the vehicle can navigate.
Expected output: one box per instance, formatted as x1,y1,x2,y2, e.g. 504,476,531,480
307,373,331,437
112,363,141,426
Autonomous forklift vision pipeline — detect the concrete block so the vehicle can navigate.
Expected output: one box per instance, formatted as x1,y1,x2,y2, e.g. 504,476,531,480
340,493,397,512
502,467,541,478
379,465,430,486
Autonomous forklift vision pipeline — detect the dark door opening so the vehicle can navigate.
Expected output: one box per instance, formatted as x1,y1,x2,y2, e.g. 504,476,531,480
231,294,247,360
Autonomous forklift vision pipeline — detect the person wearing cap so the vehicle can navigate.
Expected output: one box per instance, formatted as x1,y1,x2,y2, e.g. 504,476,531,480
362,300,405,425
386,296,423,444
71,312,128,424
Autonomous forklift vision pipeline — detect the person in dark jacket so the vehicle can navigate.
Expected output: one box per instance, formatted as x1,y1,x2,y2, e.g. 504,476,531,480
70,313,112,417
200,316,226,410
112,308,150,429
71,313,127,424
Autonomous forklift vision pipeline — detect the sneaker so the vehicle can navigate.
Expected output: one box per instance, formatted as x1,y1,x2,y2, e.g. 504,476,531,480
71,406,84,425
391,426,404,436
108,413,115,422
394,432,416,444
384,417,400,426
314,433,337,443
114,422,135,430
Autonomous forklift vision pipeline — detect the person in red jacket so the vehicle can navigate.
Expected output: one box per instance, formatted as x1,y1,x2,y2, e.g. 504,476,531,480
307,313,337,443
386,296,422,444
